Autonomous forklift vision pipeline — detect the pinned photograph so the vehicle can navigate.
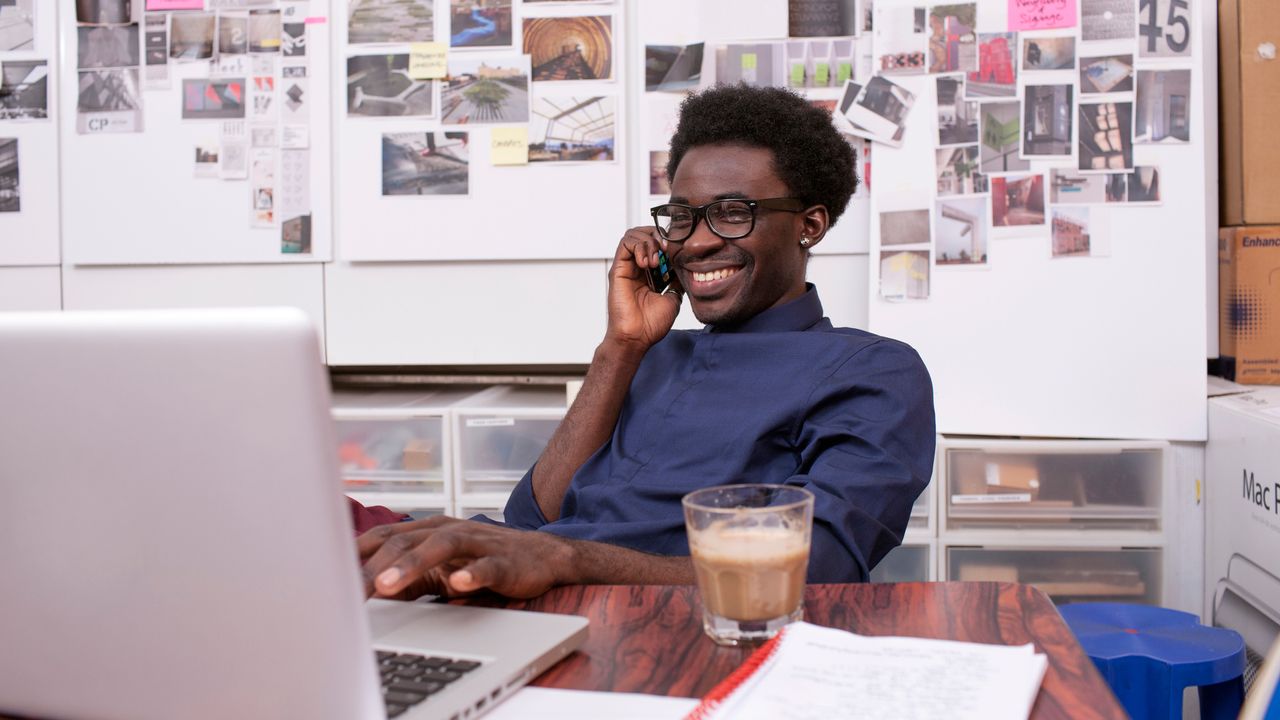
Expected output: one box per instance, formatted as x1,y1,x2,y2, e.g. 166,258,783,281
182,78,246,119
78,24,141,69
251,124,277,147
786,38,855,89
1138,0,1191,58
936,75,978,146
347,54,435,117
788,0,861,37
1021,36,1075,70
1051,206,1092,258
879,209,931,247
382,131,469,196
0,61,49,120
441,55,530,124
77,68,144,133
529,96,615,163
1050,168,1128,204
218,12,248,54
936,145,987,196
1082,0,1135,41
524,16,613,82
1127,165,1160,203
1021,84,1073,157
282,22,305,56
844,74,916,147
645,43,703,92
991,174,1045,226
143,13,170,86
927,3,977,74
874,4,927,74
76,0,131,25
250,75,275,120
192,141,217,176
980,101,1028,173
281,65,308,124
249,9,281,53
1079,54,1133,95
1135,69,1190,143
965,32,1016,99
880,249,931,300
715,42,786,87
170,13,215,60
450,0,512,49
935,196,988,265
649,150,670,195
281,214,312,254
0,0,35,52
1078,101,1133,171
348,0,434,44
0,138,17,212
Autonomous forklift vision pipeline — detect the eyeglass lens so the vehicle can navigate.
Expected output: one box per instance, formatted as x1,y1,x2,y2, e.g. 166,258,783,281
654,200,755,242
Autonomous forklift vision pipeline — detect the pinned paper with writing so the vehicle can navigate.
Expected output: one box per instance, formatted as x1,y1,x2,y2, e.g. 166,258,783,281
1008,0,1077,31
410,42,447,79
491,127,529,166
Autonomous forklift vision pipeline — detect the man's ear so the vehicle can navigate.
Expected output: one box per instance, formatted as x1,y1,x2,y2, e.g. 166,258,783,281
799,204,831,250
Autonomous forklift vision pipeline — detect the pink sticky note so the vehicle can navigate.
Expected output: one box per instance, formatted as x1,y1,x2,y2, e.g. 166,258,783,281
304,16,328,25
145,0,205,9
1008,0,1078,31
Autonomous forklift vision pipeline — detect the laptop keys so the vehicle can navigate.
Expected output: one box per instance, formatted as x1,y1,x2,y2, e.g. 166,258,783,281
375,651,484,713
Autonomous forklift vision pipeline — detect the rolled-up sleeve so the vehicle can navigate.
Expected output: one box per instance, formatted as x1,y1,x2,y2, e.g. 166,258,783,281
501,463,550,530
789,339,936,583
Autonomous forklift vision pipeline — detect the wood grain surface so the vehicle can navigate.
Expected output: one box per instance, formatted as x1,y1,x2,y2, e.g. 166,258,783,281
460,582,1126,719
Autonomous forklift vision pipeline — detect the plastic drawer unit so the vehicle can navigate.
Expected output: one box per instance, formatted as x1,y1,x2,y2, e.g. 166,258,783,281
332,387,486,513
941,439,1166,532
451,385,567,511
949,546,1164,605
870,544,932,583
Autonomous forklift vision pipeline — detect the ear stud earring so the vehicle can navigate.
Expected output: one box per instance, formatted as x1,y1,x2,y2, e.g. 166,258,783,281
800,238,811,247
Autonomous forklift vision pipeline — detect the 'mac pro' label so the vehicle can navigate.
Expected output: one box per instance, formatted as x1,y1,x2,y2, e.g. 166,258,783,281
1243,468,1280,514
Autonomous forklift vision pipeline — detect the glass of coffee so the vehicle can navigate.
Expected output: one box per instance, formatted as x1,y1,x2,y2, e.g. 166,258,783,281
682,484,814,647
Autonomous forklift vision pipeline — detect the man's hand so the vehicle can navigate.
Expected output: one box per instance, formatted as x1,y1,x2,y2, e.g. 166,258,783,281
606,226,683,355
358,517,574,600
357,516,697,601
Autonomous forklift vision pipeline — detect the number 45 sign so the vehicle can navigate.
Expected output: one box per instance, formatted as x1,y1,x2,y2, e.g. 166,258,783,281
1139,0,1192,58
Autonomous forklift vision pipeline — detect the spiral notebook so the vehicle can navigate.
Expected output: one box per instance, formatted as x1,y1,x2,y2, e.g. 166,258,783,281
685,622,1048,720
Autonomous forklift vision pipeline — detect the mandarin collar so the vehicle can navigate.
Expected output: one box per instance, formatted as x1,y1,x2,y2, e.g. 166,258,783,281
705,284,825,334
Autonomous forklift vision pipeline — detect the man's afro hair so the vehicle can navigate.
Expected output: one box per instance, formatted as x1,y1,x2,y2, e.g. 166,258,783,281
665,84,859,224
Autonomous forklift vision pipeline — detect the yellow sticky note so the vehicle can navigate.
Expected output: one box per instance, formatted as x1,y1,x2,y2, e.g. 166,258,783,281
741,53,757,70
409,42,447,80
491,126,529,166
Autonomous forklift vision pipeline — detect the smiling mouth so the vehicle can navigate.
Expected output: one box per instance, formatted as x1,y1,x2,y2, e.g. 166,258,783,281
690,267,741,285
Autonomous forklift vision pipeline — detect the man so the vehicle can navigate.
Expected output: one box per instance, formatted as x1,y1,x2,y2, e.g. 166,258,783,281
358,84,935,601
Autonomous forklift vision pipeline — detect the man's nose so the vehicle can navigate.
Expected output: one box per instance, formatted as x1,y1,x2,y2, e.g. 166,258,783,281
679,218,727,258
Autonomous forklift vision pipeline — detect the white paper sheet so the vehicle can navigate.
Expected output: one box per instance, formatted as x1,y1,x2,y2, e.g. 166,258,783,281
486,687,698,720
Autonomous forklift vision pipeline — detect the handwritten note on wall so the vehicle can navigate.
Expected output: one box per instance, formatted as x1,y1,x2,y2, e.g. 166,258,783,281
1008,0,1078,31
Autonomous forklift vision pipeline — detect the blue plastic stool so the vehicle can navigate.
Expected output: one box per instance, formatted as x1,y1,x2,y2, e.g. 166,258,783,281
1060,603,1246,720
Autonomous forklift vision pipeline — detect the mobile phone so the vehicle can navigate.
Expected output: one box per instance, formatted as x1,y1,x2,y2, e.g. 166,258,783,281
646,247,676,295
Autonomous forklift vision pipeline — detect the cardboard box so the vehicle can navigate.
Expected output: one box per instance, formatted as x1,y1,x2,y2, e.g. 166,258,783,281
1218,226,1280,384
1205,389,1280,653
1220,0,1280,225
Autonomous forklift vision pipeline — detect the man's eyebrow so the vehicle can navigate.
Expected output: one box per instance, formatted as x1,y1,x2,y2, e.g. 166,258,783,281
667,192,750,204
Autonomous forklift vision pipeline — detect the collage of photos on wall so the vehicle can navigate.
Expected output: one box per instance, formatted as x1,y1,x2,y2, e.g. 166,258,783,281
73,0,319,253
0,0,46,218
866,0,1192,300
348,0,619,200
643,1,874,208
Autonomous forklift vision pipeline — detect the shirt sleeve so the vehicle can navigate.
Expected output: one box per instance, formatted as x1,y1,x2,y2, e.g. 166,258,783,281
501,463,550,530
790,339,936,583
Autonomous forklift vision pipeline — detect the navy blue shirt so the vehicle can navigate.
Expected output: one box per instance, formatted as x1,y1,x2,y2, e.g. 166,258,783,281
502,285,936,582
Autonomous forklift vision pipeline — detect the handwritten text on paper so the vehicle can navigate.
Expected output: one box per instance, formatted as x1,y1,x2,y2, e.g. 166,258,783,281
1008,0,1078,31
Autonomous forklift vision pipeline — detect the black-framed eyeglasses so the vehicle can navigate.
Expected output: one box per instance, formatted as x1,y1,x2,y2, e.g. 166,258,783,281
650,197,806,243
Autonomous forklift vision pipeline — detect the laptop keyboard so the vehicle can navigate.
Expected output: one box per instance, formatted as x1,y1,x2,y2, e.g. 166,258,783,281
376,650,484,718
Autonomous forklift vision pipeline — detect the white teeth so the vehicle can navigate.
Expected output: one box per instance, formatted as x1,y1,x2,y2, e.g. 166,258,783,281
693,268,738,283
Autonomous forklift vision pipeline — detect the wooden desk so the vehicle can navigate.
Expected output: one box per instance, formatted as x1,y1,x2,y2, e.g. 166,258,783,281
465,582,1126,720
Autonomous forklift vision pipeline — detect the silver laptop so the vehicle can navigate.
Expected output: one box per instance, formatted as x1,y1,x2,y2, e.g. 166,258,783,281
0,308,588,720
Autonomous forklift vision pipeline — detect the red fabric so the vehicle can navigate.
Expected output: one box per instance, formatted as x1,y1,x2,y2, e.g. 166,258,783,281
348,497,410,535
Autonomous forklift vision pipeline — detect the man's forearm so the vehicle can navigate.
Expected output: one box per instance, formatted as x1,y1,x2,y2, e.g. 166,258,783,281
559,536,695,586
530,340,645,521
